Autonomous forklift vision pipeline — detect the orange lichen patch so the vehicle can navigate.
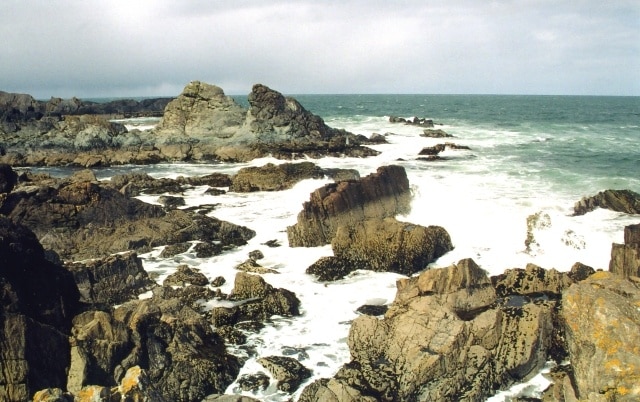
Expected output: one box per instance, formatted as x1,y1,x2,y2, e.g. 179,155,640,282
590,271,612,281
120,365,142,393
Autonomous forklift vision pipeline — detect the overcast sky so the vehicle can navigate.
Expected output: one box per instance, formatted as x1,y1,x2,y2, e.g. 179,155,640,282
1,0,638,98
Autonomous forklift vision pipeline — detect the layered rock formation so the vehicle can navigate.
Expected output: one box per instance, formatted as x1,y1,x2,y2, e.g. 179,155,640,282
562,271,640,400
0,217,80,401
1,82,378,166
287,165,412,247
573,189,640,216
609,223,640,278
299,259,577,401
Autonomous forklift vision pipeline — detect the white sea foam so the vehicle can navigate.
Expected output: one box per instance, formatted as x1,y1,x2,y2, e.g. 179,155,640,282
125,112,638,401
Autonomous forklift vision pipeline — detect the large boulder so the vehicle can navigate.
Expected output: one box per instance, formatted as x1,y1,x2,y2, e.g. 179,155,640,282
230,162,324,192
327,217,453,276
573,189,640,216
609,223,640,278
210,272,301,327
0,217,80,401
287,165,412,247
257,356,312,393
300,259,564,401
562,271,640,401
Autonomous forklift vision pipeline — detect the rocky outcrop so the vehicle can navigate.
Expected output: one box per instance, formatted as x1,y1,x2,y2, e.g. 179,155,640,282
210,272,300,327
108,171,232,197
320,217,453,276
492,263,575,297
421,129,453,138
389,116,434,127
67,293,241,402
229,161,324,192
573,189,640,216
0,217,80,401
66,251,155,306
287,165,412,247
0,173,254,261
300,259,569,401
417,142,471,161
1,82,378,166
163,264,210,287
257,356,312,393
609,223,640,278
562,271,640,401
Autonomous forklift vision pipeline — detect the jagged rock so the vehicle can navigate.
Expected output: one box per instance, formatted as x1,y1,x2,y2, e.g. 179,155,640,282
0,177,255,261
369,133,388,143
287,165,412,247
235,258,279,274
562,272,640,400
230,162,324,192
248,249,264,261
356,304,388,316
491,263,574,297
67,311,132,393
112,296,240,402
421,129,453,138
157,195,185,209
236,372,271,392
330,217,453,275
0,217,80,401
116,366,169,402
389,116,434,127
214,325,247,345
609,223,640,278
302,259,562,401
306,256,356,281
211,276,226,287
210,272,300,327
322,168,360,182
66,251,155,305
0,163,17,193
567,261,595,282
257,356,312,393
194,241,224,258
159,242,191,257
163,264,210,286
573,189,640,216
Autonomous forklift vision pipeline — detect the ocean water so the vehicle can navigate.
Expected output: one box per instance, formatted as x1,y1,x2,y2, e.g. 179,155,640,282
44,95,640,400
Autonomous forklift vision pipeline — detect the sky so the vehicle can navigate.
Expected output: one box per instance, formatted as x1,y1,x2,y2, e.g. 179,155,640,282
1,0,638,98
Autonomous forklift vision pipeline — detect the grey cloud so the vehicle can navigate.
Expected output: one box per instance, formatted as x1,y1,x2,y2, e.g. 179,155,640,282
0,0,637,98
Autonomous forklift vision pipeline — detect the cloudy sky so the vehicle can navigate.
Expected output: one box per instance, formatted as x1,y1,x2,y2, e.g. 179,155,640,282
1,0,638,98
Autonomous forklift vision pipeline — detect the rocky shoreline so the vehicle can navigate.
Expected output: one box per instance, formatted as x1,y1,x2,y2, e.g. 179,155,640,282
1,82,640,401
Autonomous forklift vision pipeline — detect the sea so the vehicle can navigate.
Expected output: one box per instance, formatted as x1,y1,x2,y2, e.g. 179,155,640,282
48,94,640,400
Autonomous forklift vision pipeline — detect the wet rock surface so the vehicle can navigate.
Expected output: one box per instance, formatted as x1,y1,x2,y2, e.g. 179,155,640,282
573,189,640,216
287,165,412,247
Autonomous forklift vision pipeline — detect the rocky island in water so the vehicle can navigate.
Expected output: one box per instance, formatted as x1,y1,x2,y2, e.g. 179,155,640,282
1,82,639,401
